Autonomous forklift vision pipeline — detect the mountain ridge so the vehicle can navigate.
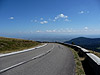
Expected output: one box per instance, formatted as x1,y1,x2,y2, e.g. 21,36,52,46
64,37,100,52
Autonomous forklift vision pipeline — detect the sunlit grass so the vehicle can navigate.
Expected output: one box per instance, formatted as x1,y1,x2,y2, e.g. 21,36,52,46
69,48,85,75
0,37,41,53
89,50,100,58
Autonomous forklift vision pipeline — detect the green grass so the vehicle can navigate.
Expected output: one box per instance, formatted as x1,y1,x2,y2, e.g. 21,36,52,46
0,37,41,53
69,48,85,75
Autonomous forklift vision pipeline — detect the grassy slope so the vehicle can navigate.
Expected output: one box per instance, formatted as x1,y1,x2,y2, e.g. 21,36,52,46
0,37,41,53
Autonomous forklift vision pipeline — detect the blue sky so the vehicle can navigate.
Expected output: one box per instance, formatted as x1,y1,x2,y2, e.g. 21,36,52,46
0,0,100,36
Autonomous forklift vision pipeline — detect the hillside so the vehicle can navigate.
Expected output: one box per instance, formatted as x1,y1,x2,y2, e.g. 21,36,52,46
0,37,40,53
64,37,100,52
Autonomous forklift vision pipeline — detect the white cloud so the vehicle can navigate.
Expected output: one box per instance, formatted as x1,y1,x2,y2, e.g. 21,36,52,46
46,30,56,32
52,30,56,32
32,14,70,24
9,17,14,19
36,30,43,32
60,14,64,17
55,17,58,20
53,20,56,22
40,22,43,24
64,19,69,22
45,28,74,33
79,11,90,14
40,21,48,24
55,14,68,20
44,21,48,23
80,11,84,14
34,20,37,22
35,28,100,34
46,30,52,32
40,18,43,20
54,14,69,22
84,27,88,30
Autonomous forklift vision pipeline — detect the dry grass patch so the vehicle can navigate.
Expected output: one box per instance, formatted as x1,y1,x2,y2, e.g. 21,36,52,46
0,37,41,53
70,48,85,75
89,50,100,58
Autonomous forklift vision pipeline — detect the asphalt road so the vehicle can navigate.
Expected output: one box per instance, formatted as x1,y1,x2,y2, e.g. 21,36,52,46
0,43,75,75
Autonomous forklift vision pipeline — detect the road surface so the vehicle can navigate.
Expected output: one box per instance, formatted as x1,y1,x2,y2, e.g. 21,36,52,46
0,43,75,75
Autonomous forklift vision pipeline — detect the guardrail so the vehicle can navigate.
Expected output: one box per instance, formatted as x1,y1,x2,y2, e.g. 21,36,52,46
58,42,100,75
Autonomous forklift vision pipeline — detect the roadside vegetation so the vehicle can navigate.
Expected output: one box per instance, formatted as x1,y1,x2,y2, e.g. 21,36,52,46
0,37,41,53
89,50,100,58
57,43,85,74
70,48,85,75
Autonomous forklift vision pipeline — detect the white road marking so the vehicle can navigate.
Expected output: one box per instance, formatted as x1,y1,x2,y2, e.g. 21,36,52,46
0,44,54,74
0,44,47,58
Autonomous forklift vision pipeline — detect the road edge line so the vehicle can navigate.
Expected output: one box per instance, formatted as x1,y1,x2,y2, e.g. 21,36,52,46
0,44,47,58
0,44,54,74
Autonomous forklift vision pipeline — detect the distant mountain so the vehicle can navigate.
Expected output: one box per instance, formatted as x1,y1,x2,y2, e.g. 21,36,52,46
64,37,100,52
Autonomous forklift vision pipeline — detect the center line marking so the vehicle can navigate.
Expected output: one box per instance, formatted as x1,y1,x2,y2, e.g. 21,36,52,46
0,44,54,74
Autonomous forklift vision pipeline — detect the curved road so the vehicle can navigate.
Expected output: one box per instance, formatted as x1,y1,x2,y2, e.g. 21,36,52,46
0,43,75,75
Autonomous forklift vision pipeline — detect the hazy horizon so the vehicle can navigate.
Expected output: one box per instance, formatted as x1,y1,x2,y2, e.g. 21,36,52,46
0,33,100,42
0,0,100,41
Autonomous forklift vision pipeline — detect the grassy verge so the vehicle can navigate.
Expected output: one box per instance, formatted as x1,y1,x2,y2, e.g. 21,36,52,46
58,43,85,75
0,37,41,53
69,48,85,75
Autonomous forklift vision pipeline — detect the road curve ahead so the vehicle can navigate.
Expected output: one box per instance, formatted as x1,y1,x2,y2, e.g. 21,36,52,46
0,43,75,75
